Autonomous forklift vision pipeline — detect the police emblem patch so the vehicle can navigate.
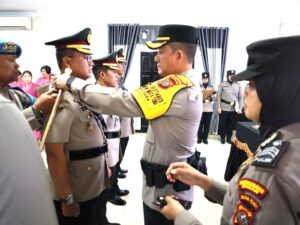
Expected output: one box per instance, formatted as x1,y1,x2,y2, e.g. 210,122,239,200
3,42,17,53
233,203,254,225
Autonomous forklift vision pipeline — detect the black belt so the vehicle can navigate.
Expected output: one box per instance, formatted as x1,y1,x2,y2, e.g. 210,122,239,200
140,159,190,192
69,145,107,161
221,99,235,105
104,131,120,139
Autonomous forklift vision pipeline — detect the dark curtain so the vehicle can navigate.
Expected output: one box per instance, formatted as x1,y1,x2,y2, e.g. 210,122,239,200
197,26,229,82
197,27,229,134
108,24,141,81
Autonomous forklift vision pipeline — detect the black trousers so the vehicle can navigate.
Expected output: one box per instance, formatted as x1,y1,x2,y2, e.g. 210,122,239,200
197,112,213,142
115,136,130,191
120,136,129,157
218,111,238,141
54,189,109,225
143,203,174,225
109,164,120,199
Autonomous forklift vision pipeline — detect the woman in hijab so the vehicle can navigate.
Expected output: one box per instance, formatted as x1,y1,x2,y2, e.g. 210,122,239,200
159,35,300,225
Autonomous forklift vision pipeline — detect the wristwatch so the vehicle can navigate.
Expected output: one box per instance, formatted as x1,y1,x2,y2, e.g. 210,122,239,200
62,194,77,205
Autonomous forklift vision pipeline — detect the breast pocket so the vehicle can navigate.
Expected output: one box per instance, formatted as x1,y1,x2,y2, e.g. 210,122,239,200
69,157,103,177
78,109,92,123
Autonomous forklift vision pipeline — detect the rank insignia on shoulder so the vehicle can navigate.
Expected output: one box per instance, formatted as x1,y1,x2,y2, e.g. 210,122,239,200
253,139,289,168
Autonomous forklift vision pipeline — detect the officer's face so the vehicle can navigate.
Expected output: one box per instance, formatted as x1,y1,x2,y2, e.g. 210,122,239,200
155,45,178,76
101,69,119,88
202,78,209,84
66,51,94,80
117,63,125,77
227,75,233,81
244,80,262,122
0,55,20,89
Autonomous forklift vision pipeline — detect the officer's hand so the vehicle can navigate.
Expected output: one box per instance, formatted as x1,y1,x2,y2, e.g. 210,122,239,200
62,202,80,217
218,107,222,114
55,74,69,90
160,196,184,220
33,90,58,114
165,162,200,186
55,68,72,90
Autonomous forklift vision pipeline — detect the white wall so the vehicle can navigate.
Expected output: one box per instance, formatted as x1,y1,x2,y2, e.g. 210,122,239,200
0,0,298,82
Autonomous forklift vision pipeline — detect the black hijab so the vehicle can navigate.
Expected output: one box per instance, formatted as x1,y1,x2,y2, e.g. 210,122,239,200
254,72,300,139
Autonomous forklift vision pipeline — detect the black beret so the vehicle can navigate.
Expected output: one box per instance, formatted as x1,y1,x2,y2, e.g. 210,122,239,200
0,40,22,58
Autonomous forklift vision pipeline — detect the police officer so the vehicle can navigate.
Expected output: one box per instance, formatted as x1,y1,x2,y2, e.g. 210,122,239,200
115,48,134,179
0,39,57,130
197,72,215,144
55,24,202,225
0,95,58,225
93,53,127,209
44,28,115,225
217,70,243,144
160,35,300,225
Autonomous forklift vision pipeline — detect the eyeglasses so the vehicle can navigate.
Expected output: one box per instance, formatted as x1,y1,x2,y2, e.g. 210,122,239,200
67,53,93,63
83,54,93,62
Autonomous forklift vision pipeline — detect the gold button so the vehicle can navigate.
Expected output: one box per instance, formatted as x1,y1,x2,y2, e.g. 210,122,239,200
87,166,92,171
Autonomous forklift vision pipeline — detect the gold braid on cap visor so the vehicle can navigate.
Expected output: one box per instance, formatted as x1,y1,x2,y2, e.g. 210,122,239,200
66,44,92,54
103,63,120,70
146,36,170,49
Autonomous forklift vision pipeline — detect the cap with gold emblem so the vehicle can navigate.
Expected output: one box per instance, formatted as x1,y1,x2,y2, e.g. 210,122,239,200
227,70,236,76
146,24,198,50
45,28,92,54
0,39,22,58
202,72,209,79
93,52,119,70
116,48,126,63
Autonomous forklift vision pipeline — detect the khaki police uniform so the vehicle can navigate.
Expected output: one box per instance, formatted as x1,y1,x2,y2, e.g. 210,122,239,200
217,80,243,143
103,113,121,168
197,83,215,143
0,96,58,225
120,117,134,138
67,70,202,209
118,77,134,155
45,90,109,202
177,122,300,225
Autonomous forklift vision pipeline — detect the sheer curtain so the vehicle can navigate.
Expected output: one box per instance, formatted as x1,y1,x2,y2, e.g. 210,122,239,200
108,24,140,81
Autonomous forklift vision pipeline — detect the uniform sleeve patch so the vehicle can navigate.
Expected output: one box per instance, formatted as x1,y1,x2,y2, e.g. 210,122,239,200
238,178,269,199
253,140,289,167
239,193,261,211
233,203,254,225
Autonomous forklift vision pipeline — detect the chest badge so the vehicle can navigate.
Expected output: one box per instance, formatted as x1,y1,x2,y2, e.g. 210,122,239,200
87,122,94,132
